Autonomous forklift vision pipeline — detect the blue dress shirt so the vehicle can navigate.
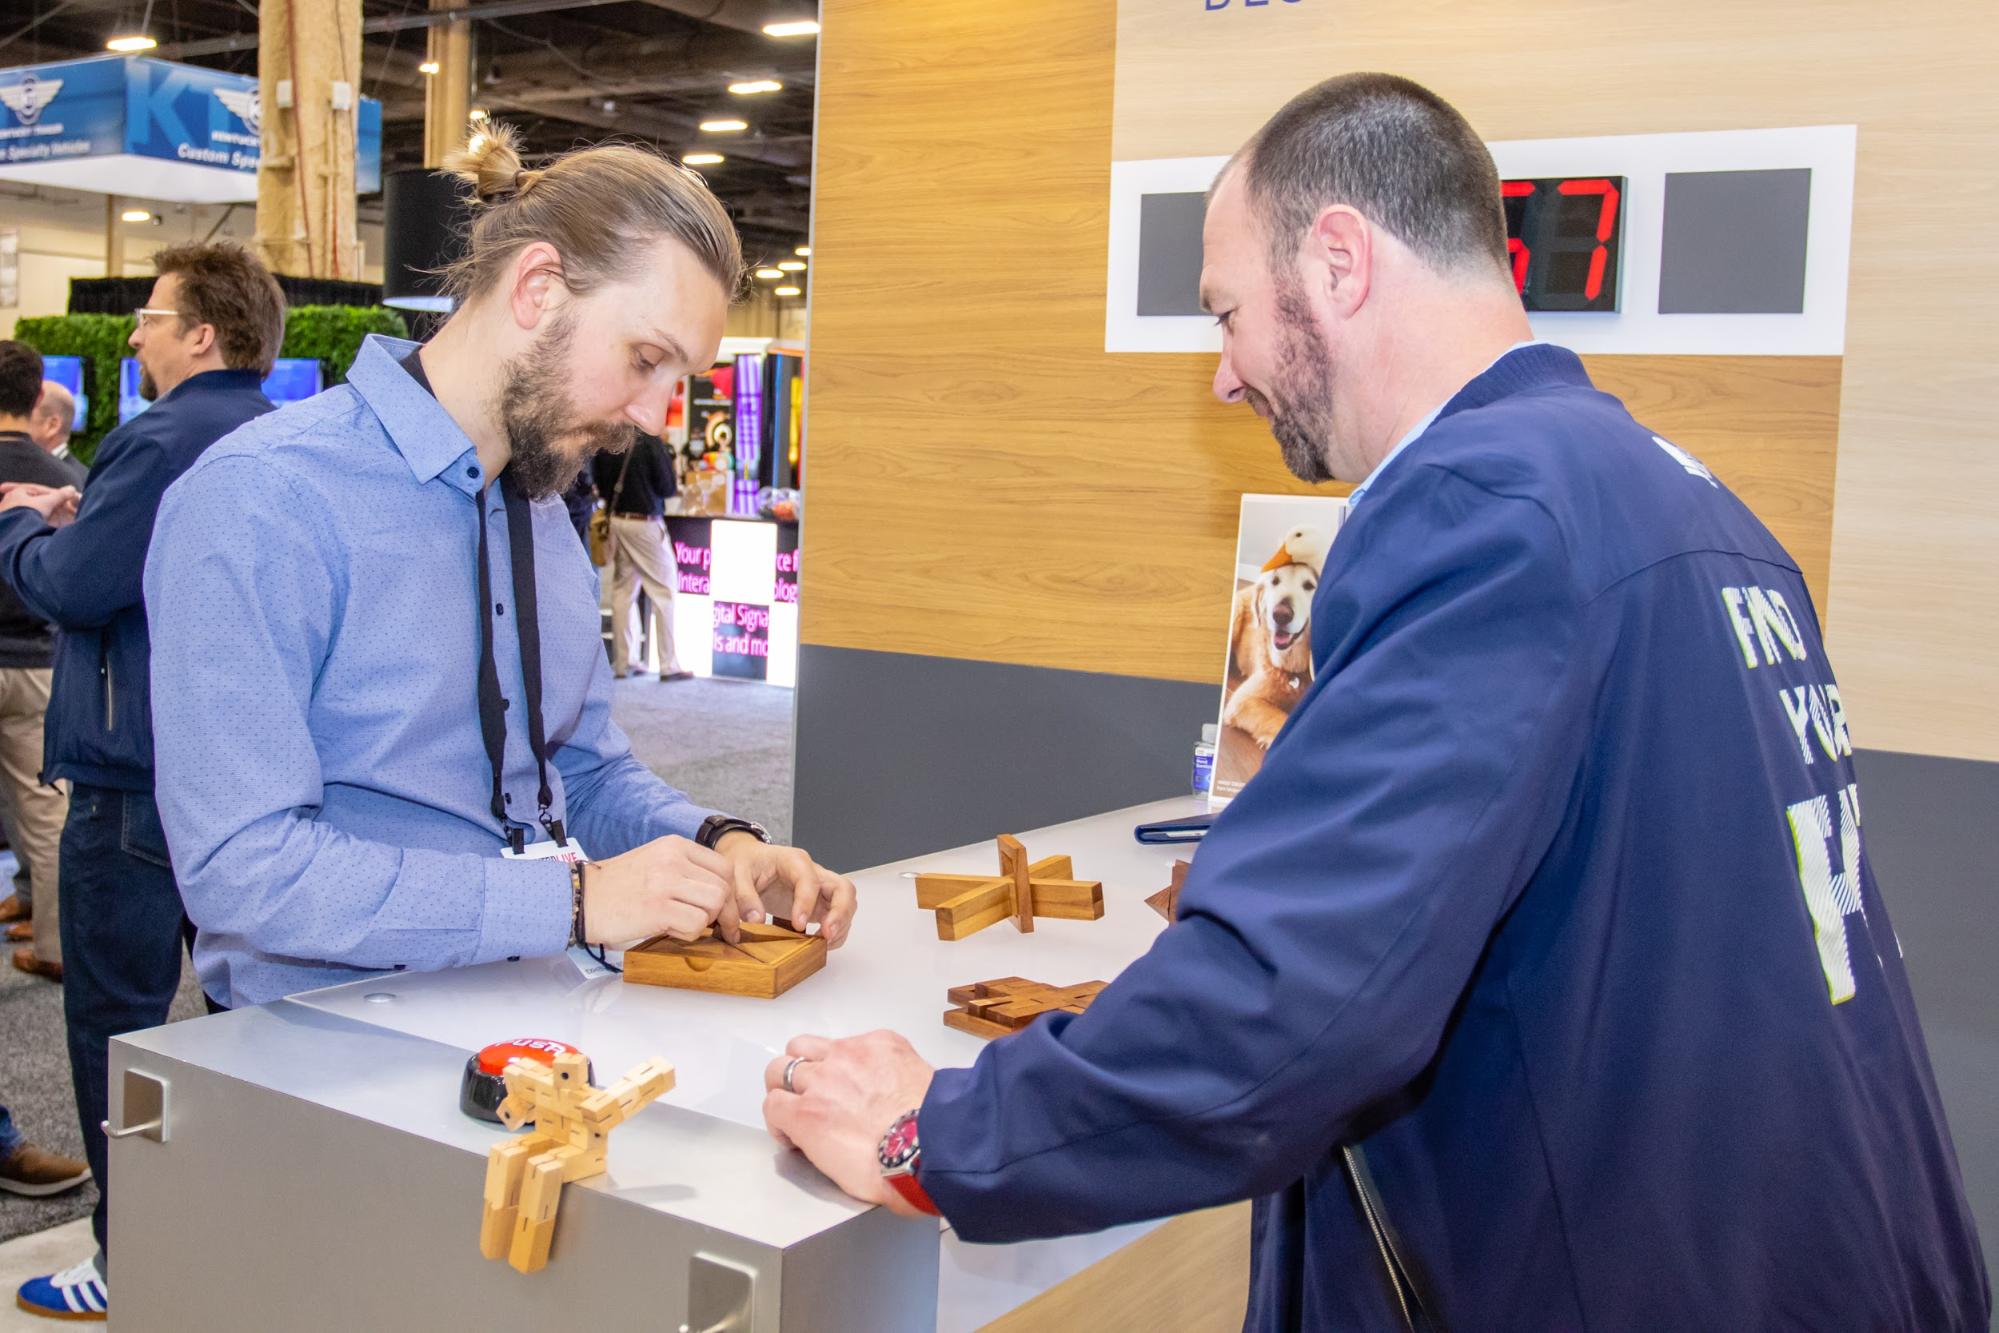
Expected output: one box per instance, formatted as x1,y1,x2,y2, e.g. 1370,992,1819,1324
144,335,720,1007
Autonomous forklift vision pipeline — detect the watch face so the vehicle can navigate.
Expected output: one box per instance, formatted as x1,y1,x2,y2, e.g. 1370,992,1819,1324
880,1112,920,1171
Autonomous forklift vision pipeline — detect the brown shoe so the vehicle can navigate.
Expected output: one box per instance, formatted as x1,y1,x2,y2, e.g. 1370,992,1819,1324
5,921,31,943
0,894,27,924
0,1143,90,1197
10,947,60,982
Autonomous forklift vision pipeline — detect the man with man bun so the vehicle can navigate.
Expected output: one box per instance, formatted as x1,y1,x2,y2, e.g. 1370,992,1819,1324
144,125,854,1024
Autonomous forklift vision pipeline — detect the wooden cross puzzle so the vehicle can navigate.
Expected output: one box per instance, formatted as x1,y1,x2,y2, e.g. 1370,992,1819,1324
914,835,1105,940
945,976,1107,1040
622,919,825,998
1148,859,1189,923
478,1050,675,1274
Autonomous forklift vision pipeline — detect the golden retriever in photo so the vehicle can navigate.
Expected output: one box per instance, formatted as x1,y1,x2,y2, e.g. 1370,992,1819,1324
1223,561,1317,749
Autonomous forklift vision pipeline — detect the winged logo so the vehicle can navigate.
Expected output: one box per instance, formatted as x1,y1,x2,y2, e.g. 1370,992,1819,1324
0,76,63,127
215,86,261,135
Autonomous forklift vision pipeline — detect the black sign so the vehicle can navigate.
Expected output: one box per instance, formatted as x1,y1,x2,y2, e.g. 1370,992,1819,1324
1502,176,1625,313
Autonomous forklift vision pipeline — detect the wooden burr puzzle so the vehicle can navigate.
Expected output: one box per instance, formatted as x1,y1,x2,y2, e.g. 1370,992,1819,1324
478,1051,675,1274
1148,860,1189,923
622,919,826,998
914,835,1105,940
945,977,1108,1040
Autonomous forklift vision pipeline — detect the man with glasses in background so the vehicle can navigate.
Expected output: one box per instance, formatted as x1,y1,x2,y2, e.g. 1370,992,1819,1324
0,242,283,1323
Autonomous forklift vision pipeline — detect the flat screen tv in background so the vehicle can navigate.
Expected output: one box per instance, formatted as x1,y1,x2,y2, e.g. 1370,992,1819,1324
39,355,89,433
119,357,326,423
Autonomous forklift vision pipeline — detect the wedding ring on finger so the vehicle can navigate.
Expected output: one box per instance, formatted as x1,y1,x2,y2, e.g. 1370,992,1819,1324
782,1055,807,1094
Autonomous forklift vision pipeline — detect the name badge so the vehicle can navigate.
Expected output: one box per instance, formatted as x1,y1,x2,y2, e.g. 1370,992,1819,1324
500,835,589,865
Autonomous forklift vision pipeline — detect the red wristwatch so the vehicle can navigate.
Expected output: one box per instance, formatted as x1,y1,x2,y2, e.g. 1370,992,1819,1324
878,1109,940,1217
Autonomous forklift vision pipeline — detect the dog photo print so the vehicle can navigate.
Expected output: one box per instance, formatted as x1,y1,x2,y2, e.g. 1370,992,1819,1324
1212,494,1347,808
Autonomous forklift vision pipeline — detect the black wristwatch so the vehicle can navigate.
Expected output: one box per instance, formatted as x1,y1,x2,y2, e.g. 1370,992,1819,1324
696,815,770,850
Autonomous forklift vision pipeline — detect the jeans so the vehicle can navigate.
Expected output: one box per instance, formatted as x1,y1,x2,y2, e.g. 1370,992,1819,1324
0,1103,19,1157
59,784,194,1264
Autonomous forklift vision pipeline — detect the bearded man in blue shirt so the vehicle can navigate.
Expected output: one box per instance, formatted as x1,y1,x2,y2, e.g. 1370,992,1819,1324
143,125,855,1021
760,74,1988,1330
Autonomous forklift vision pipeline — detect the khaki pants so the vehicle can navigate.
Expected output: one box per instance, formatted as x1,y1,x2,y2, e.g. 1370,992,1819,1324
605,515,685,676
0,667,68,964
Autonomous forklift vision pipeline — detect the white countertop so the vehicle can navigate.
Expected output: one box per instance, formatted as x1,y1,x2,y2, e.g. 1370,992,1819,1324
284,794,1210,1329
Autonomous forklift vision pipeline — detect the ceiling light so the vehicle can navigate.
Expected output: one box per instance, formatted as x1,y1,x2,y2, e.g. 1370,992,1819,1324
762,20,819,38
699,118,748,134
106,34,157,52
754,268,784,280
683,152,725,167
774,286,802,297
418,60,440,75
777,260,805,272
794,245,810,257
728,79,783,96
120,209,151,223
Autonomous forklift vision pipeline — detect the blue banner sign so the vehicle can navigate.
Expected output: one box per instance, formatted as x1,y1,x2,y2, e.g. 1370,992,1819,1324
0,55,381,198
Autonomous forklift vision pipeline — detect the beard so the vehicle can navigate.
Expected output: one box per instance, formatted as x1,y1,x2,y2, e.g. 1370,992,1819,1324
139,366,158,400
1258,281,1338,485
496,313,638,499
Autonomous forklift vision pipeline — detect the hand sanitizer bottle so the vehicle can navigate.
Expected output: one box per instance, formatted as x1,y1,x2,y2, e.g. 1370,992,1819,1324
1192,723,1218,797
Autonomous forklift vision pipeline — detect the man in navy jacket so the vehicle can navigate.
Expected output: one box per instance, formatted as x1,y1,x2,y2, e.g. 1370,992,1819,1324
761,75,1989,1329
0,241,281,1321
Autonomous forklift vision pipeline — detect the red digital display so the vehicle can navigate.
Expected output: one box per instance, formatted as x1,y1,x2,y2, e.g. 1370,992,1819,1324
1502,176,1624,313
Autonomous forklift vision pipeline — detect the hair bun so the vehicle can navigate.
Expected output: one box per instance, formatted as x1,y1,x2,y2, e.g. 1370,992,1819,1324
442,120,526,205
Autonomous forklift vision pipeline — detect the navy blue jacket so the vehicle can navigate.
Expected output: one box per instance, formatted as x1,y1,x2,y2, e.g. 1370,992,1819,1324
918,346,1988,1330
0,369,272,791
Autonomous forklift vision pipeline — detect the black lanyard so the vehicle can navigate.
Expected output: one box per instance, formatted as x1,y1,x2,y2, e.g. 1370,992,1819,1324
402,349,562,852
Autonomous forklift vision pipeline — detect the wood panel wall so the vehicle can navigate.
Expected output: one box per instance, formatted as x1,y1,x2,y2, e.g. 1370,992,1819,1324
806,0,1996,760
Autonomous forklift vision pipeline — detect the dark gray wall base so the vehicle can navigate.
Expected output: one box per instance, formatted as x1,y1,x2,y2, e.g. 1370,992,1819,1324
791,645,1215,873
1852,748,1999,1285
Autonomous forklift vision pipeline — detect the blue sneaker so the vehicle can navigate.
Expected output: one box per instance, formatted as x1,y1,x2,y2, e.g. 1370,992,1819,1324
16,1260,107,1321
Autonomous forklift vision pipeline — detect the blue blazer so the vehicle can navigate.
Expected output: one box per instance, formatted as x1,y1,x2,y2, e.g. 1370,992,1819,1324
917,346,1988,1331
0,368,272,792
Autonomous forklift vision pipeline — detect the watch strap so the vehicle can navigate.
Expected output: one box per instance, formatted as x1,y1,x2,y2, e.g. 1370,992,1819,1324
885,1170,940,1217
697,815,770,850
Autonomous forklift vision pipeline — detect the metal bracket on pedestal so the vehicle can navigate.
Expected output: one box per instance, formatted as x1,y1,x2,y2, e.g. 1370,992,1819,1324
102,1068,170,1144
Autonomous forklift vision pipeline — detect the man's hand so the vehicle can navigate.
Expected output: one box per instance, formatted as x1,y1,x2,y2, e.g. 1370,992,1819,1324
0,483,81,527
582,835,740,944
763,1031,936,1215
715,832,859,947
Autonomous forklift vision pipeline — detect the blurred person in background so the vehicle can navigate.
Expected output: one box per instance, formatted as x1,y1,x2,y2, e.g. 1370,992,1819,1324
0,341,83,984
0,244,283,1323
28,380,85,479
593,430,689,680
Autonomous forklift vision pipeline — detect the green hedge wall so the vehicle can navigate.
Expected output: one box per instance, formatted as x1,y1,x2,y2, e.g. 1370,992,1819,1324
12,303,408,467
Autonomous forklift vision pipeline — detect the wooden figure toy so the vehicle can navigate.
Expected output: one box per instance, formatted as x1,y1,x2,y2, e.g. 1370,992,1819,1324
914,835,1105,941
945,976,1108,1040
1147,859,1190,923
478,1050,675,1274
622,918,826,998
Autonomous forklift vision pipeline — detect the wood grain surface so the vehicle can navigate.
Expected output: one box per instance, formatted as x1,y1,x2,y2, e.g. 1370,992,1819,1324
976,1202,1252,1333
809,0,1995,757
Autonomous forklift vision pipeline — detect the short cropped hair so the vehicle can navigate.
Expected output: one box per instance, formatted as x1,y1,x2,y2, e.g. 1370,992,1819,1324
151,241,288,376
0,341,44,418
1239,73,1509,279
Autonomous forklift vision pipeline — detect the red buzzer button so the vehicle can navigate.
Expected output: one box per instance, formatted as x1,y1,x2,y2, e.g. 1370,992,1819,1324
476,1037,583,1077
